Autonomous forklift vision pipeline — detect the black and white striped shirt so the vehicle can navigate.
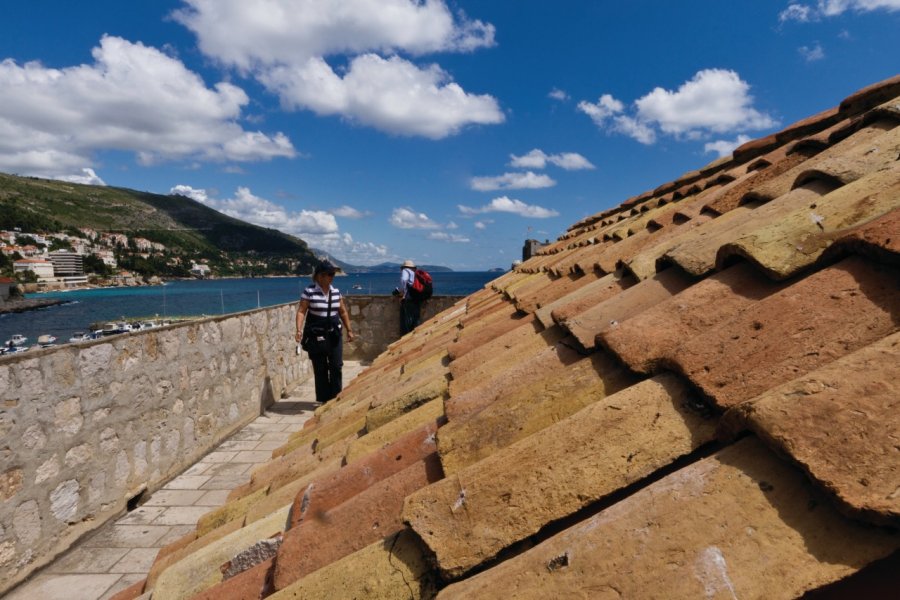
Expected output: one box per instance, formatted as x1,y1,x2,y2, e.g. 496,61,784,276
301,283,341,318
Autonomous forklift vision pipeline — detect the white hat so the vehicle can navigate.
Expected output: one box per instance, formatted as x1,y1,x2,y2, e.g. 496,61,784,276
401,259,416,268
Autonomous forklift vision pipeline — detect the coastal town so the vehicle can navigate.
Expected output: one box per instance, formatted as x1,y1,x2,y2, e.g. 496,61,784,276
1,227,210,293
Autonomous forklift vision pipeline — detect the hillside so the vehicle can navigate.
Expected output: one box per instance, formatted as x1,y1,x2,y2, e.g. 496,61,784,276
0,172,320,276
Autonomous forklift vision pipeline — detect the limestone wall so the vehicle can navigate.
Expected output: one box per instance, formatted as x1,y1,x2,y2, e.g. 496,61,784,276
0,295,461,592
0,304,309,593
343,295,463,360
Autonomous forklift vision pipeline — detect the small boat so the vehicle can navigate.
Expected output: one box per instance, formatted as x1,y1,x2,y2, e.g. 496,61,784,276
68,332,93,343
8,334,27,346
37,335,57,347
352,284,363,290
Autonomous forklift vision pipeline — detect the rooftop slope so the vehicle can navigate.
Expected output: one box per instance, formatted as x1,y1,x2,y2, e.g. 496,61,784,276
117,75,900,600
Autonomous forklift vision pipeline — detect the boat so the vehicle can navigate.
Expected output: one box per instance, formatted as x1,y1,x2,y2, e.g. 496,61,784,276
68,332,95,343
37,335,57,347
352,284,364,290
7,334,27,346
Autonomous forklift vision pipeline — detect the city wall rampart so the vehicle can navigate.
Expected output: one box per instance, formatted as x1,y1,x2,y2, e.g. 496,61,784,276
0,295,461,593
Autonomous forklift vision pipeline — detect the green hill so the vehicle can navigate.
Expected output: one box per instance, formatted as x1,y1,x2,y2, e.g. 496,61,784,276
0,172,319,277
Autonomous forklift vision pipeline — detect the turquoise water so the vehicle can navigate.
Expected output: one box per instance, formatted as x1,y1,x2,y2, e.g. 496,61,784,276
1,272,499,347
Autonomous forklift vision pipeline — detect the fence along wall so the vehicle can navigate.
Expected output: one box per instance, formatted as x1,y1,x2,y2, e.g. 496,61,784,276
0,295,462,593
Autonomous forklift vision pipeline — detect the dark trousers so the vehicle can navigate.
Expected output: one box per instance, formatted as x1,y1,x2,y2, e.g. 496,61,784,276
308,334,343,403
400,299,422,335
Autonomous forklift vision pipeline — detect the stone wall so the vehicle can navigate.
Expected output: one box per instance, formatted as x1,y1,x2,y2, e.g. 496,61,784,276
0,295,461,592
343,295,463,360
0,303,309,593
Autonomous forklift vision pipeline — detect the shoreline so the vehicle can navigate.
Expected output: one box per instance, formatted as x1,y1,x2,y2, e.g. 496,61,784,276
0,298,65,315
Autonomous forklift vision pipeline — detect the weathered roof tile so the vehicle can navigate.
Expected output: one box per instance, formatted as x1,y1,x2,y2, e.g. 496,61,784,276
406,374,715,579
722,332,900,526
436,437,898,599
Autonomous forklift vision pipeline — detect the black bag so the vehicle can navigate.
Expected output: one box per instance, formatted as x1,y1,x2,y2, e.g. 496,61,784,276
301,290,338,355
301,324,334,355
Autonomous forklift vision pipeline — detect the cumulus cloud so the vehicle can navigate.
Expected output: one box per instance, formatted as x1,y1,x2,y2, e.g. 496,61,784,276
55,168,107,186
170,185,337,235
470,171,557,192
428,231,470,243
704,135,752,157
389,207,441,229
509,149,595,171
779,0,900,22
578,69,776,145
260,54,504,139
474,220,490,230
170,184,394,264
0,36,295,177
173,0,503,138
548,88,570,101
331,205,370,219
458,196,559,218
799,42,826,61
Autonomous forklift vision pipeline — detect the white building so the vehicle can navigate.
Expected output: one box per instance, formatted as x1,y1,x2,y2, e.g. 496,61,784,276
13,258,55,280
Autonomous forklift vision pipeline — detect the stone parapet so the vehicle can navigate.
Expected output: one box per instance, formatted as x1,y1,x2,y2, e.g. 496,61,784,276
0,304,308,594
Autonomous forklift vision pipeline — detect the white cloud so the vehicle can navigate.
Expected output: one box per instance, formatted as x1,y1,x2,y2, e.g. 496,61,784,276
578,69,777,145
389,207,441,229
704,135,752,157
170,185,337,235
509,149,595,171
174,0,503,139
548,88,570,101
428,231,470,243
55,168,107,186
779,0,900,22
261,54,503,139
474,221,488,229
577,94,624,122
458,196,559,218
170,184,394,265
799,42,826,61
331,205,370,219
470,171,557,191
0,36,295,177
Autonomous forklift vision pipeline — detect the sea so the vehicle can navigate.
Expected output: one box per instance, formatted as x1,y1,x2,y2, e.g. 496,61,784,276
0,271,500,347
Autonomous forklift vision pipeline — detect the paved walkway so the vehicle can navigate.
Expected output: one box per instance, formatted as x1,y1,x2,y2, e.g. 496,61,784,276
5,361,367,600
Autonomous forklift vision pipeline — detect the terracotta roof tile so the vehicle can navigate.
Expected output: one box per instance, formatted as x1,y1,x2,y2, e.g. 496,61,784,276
717,165,900,279
534,271,634,329
748,120,896,203
271,453,443,590
820,206,900,264
436,437,898,599
438,350,634,475
599,262,788,374
722,332,900,526
557,267,695,349
839,74,900,116
406,374,714,579
667,257,899,409
513,271,602,313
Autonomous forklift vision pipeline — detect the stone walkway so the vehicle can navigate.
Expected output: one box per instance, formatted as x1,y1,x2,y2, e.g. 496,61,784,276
5,361,367,600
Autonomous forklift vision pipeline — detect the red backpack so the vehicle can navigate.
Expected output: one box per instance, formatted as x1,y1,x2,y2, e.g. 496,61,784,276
408,268,433,301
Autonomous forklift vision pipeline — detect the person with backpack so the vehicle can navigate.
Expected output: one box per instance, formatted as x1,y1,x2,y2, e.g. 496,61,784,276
395,259,432,334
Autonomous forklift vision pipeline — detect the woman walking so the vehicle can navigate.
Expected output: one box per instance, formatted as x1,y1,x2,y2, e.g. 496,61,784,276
295,261,355,403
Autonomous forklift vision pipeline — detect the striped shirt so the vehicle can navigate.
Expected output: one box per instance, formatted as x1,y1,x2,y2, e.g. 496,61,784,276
301,283,341,318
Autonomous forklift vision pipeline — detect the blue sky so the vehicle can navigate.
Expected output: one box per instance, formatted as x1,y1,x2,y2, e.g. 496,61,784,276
1,1,897,270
